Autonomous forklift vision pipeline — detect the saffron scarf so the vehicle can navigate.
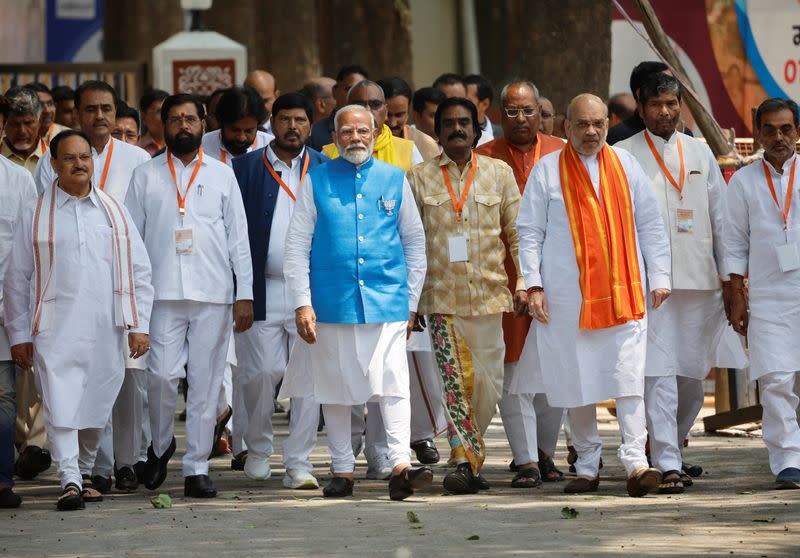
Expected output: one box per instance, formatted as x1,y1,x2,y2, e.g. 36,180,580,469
559,143,644,329
31,180,139,335
322,124,414,170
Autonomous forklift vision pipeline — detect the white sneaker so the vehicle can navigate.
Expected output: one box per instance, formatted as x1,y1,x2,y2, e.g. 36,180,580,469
366,455,393,480
243,455,271,480
283,469,320,489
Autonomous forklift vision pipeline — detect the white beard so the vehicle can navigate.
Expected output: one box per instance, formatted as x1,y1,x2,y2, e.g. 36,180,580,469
338,138,375,165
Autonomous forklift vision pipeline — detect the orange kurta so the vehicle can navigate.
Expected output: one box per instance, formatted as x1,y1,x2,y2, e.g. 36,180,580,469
476,134,565,363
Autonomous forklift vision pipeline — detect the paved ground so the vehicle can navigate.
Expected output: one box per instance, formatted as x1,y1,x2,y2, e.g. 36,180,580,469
2,407,799,558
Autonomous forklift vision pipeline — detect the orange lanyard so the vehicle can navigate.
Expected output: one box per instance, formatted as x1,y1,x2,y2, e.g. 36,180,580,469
440,152,477,222
645,130,684,196
262,149,309,202
97,138,114,191
40,138,48,153
220,135,257,164
167,148,203,217
762,158,797,231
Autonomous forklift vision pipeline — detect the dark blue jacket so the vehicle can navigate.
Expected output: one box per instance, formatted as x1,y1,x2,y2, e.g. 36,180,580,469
232,146,329,321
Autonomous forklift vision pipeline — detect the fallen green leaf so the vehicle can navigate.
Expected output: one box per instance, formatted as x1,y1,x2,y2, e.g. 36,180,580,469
466,535,480,541
243,524,256,529
409,525,423,530
561,506,579,519
150,494,172,509
583,496,605,501
217,492,240,500
406,511,421,524
752,517,776,523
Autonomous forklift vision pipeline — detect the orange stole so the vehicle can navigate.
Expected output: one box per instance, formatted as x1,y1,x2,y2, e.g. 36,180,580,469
559,143,644,329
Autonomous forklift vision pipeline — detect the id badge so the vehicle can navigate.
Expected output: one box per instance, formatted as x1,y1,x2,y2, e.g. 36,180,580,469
175,227,194,255
676,208,693,234
448,235,469,262
776,242,800,272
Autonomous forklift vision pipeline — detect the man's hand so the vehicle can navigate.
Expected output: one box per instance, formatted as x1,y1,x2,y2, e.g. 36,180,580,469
407,311,417,339
651,288,671,309
722,281,733,321
233,300,254,333
513,290,529,317
527,290,549,324
10,343,33,369
729,289,749,336
295,305,317,344
128,333,150,359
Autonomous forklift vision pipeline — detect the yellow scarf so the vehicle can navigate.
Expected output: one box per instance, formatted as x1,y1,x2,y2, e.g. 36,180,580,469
322,124,415,170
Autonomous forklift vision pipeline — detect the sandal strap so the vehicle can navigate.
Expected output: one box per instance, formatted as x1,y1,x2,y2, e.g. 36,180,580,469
513,468,541,481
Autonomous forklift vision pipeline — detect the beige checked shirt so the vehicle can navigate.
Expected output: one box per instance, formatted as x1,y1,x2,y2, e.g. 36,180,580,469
407,151,524,316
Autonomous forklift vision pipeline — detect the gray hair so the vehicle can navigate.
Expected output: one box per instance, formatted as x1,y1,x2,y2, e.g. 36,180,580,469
347,80,385,102
5,86,42,118
500,81,540,106
334,104,376,131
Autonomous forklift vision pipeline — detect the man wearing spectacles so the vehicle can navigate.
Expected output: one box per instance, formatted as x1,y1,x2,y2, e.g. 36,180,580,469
112,102,142,146
475,80,567,490
25,83,70,148
125,94,254,499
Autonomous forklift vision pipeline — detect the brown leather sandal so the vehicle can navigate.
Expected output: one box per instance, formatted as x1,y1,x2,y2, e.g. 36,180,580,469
57,483,84,511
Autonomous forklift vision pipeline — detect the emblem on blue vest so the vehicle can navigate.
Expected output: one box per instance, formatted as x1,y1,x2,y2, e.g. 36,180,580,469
380,196,396,216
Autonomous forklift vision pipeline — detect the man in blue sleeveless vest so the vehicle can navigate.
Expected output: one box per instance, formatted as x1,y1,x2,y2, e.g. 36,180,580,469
280,104,432,500
231,93,327,489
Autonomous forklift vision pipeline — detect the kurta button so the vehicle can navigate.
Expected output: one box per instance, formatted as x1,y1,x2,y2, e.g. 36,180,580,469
359,280,365,286
356,173,361,179
358,258,364,264
356,193,363,199
358,236,364,242
268,193,274,198
358,213,364,219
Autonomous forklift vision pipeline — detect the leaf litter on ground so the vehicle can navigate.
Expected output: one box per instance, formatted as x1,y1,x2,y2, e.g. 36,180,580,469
561,506,579,519
150,494,172,509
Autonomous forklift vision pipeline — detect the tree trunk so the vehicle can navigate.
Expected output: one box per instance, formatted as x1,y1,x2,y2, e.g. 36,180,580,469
104,0,183,65
475,0,611,115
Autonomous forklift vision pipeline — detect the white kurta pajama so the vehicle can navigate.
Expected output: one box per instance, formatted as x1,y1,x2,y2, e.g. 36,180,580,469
4,184,153,489
280,170,427,474
617,130,746,473
125,149,253,478
516,147,671,478
725,154,800,475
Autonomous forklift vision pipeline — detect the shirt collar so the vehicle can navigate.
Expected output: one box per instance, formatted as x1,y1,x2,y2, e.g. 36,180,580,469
1,138,44,161
162,148,205,168
481,116,492,131
765,152,798,176
55,181,101,207
92,136,113,158
646,129,678,147
266,143,306,169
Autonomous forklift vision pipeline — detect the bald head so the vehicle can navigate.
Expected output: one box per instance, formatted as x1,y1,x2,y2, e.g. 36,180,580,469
565,94,609,156
244,70,280,121
301,77,337,122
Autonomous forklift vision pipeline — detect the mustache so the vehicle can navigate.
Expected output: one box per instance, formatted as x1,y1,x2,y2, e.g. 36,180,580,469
448,131,467,141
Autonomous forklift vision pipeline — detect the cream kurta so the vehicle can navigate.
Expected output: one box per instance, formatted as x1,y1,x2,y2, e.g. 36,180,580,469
515,147,671,407
617,130,746,378
4,186,153,429
726,154,800,380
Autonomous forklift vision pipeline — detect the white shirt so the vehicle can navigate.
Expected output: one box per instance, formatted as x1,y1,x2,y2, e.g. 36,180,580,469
125,150,253,304
33,137,150,199
201,129,273,167
0,157,38,360
284,158,427,313
725,154,800,379
265,145,305,277
411,145,424,166
476,115,496,147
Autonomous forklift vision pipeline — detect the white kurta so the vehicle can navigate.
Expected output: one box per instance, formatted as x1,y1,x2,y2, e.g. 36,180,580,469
515,147,671,408
725,154,800,380
0,157,37,360
616,131,746,378
201,129,273,168
4,186,153,429
279,164,427,405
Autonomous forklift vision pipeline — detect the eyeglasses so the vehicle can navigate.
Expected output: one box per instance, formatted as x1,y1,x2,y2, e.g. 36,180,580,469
504,107,538,118
338,126,373,138
166,115,201,126
354,100,385,110
60,154,92,164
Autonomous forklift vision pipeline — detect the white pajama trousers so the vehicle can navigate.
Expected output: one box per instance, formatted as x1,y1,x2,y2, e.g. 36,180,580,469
758,371,800,475
570,395,648,478
328,396,410,474
148,300,230,477
499,362,565,464
644,375,705,472
46,422,104,490
233,278,319,472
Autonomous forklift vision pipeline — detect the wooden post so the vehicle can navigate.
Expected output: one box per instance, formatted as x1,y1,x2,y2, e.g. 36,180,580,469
630,0,732,158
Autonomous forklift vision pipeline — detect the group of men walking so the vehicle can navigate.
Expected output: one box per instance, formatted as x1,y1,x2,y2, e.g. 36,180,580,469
1,61,799,512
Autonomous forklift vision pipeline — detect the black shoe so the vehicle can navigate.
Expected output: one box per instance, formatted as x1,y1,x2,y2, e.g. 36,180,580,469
682,462,703,478
389,466,433,501
178,409,187,422
443,463,479,495
323,476,354,498
144,437,176,490
115,466,138,492
775,467,800,489
56,483,84,511
508,459,519,472
231,451,247,471
133,460,147,482
0,486,22,508
14,446,52,480
91,475,113,494
184,474,217,498
472,473,490,490
410,439,440,464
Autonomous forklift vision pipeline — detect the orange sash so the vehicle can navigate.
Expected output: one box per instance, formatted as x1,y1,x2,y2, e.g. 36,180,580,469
559,143,644,329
